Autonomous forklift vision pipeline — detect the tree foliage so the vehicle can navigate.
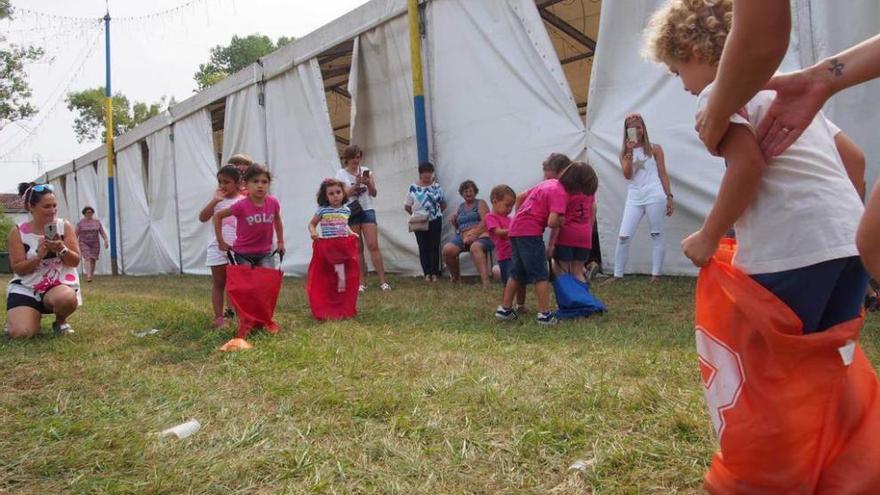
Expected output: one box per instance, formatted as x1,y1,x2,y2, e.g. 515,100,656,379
0,1,45,130
65,87,173,143
194,34,294,90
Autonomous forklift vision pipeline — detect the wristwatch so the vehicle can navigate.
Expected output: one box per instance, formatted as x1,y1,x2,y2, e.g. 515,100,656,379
59,247,70,258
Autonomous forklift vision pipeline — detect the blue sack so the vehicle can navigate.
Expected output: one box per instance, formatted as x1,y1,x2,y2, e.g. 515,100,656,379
552,273,606,319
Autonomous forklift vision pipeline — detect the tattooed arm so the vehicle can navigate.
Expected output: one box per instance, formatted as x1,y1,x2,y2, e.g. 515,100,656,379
757,34,880,157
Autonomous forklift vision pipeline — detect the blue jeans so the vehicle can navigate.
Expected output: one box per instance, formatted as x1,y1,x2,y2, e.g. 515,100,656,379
751,256,868,334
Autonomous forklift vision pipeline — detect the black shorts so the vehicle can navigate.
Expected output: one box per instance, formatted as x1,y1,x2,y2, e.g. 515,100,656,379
6,292,50,314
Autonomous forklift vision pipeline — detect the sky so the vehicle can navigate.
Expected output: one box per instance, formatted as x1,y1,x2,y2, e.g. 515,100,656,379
0,0,371,192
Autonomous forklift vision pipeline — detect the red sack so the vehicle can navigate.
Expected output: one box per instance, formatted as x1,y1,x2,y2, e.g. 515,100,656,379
307,236,359,320
226,261,282,338
696,239,880,494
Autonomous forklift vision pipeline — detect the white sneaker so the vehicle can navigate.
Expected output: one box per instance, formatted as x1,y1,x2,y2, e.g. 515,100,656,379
380,283,392,291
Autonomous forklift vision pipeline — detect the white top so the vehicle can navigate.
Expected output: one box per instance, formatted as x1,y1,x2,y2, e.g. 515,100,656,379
7,219,82,304
697,83,862,274
335,166,375,212
208,196,241,250
625,146,667,206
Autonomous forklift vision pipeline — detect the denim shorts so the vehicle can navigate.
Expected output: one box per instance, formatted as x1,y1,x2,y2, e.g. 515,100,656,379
498,258,512,285
6,292,50,314
510,236,549,284
348,209,377,226
233,252,276,269
554,245,591,262
450,234,494,252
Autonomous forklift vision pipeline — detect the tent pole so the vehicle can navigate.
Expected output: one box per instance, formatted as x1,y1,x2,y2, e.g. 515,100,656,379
104,11,119,275
408,0,429,165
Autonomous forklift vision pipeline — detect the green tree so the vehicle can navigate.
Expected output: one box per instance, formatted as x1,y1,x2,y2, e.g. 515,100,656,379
194,34,294,90
0,1,45,130
65,87,173,143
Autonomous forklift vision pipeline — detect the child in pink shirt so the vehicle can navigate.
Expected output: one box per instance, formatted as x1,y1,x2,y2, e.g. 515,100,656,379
495,161,596,325
486,185,526,310
214,164,285,268
552,184,598,283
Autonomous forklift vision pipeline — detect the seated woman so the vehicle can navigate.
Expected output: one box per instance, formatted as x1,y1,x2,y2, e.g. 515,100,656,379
442,180,494,288
6,182,81,338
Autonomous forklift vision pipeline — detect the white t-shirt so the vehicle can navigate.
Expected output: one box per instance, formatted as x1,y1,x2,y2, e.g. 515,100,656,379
696,83,862,274
335,167,375,212
625,146,667,206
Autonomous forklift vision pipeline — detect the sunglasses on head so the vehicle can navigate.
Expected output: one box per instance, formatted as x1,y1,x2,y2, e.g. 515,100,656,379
31,184,54,193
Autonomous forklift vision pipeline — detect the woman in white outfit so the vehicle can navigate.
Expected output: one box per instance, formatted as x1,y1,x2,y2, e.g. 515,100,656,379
611,114,674,282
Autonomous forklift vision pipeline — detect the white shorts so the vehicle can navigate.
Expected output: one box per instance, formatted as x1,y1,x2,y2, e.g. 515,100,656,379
206,246,229,267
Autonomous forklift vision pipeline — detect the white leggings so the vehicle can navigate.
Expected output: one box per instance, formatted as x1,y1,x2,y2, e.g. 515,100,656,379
614,201,666,277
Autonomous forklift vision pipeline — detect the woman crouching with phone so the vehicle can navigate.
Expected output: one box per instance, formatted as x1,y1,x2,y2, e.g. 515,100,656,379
5,182,81,338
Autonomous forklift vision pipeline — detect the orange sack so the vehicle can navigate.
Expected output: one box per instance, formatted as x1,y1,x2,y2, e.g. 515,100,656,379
696,240,880,494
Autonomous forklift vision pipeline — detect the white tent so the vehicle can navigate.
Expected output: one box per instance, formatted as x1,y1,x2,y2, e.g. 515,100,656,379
38,0,879,277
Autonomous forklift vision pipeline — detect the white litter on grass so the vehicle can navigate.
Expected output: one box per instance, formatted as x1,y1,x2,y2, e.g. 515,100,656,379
160,419,201,439
131,329,160,337
568,457,596,473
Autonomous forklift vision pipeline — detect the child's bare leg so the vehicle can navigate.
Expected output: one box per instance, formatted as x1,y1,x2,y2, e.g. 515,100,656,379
534,280,552,313
502,278,520,308
211,265,227,319
334,263,346,292
571,260,587,283
515,285,526,307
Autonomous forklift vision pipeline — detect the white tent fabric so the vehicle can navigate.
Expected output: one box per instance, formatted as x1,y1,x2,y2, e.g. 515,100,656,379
426,0,587,273
587,0,726,276
349,14,421,274
116,145,151,274
266,59,341,275
49,177,70,225
64,171,79,240
803,0,880,189
221,84,268,167
74,163,112,275
147,128,182,273
174,109,220,275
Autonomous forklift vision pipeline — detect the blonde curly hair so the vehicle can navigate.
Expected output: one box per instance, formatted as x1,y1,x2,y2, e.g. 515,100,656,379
643,0,732,64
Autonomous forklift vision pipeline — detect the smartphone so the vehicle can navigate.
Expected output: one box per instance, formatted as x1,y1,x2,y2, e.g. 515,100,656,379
362,169,371,178
44,222,58,240
627,127,638,142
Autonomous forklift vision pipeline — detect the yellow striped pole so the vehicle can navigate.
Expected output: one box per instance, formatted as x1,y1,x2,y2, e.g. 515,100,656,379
408,0,428,164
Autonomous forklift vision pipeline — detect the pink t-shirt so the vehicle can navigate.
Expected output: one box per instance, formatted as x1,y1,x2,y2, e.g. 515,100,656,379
509,179,569,237
230,195,280,254
485,212,512,261
556,193,595,248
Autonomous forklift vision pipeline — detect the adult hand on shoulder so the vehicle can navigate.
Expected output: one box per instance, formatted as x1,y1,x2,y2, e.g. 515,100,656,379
756,70,832,158
682,230,717,267
695,108,730,156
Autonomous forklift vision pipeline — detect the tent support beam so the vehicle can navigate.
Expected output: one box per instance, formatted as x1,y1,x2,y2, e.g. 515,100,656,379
539,8,597,52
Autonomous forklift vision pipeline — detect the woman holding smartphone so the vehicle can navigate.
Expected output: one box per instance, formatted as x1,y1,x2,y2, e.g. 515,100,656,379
335,145,391,292
608,114,674,282
5,182,82,338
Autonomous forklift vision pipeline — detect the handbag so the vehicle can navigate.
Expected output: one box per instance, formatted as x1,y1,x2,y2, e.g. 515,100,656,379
408,209,430,232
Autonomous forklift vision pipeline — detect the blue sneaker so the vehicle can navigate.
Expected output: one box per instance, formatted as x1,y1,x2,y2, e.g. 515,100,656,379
495,306,517,321
536,311,558,326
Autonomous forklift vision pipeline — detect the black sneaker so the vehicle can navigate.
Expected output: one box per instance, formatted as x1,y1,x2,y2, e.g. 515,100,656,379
224,308,236,320
495,306,517,321
536,311,558,326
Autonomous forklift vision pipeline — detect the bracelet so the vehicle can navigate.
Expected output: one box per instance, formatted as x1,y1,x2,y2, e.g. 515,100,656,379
59,247,70,258
666,193,674,199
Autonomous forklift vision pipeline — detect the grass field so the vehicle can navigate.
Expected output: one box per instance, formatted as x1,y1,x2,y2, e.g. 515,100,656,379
1,274,878,494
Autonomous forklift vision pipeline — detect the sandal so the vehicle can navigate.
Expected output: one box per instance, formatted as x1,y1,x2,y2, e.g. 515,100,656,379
52,322,74,335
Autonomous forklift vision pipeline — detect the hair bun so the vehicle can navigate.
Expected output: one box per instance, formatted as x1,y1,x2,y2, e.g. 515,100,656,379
18,182,35,197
